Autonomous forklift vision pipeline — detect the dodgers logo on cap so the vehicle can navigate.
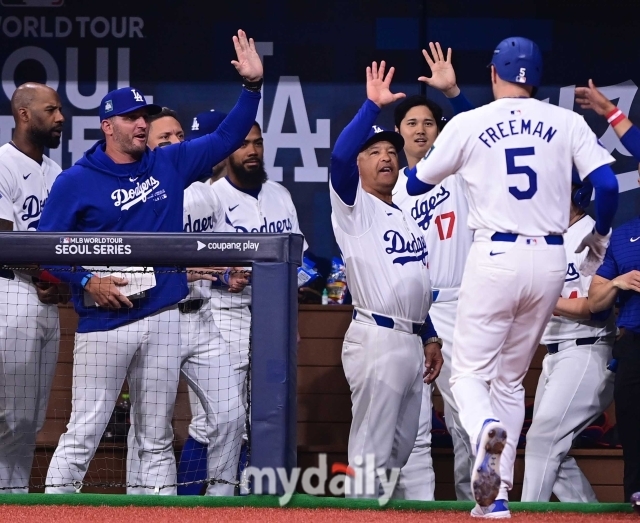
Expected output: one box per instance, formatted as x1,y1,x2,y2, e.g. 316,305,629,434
104,100,113,113
191,117,200,131
98,86,162,121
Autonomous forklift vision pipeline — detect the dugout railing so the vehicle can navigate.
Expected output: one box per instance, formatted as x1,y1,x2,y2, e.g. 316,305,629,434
0,231,303,495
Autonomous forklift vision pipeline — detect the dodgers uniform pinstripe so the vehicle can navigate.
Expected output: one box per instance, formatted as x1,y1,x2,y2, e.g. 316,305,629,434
394,169,474,500
0,143,61,492
408,37,618,511
522,214,615,502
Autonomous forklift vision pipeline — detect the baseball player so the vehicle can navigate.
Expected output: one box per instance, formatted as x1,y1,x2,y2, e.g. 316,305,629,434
576,81,640,501
146,109,249,496
176,112,308,495
522,172,616,502
330,61,443,498
393,43,475,501
38,29,263,495
407,37,619,517
0,83,66,492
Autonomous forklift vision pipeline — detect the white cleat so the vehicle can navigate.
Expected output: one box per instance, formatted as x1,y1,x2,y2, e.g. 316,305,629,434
471,499,511,519
471,419,507,507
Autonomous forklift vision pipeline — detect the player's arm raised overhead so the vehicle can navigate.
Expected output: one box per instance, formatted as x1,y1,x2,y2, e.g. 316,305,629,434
330,61,405,205
160,29,263,187
576,79,639,157
419,41,474,114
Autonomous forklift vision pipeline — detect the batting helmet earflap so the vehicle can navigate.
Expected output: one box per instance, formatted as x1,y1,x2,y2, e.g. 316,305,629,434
489,37,543,88
571,167,594,210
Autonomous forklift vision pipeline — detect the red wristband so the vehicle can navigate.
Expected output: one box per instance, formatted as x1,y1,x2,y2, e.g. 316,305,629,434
38,270,61,284
606,107,626,127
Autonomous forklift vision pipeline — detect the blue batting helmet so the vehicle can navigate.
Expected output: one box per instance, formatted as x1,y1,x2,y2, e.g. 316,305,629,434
571,168,594,210
489,37,543,88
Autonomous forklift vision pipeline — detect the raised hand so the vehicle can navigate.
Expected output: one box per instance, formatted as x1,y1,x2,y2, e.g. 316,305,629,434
366,61,406,109
231,29,263,82
575,79,616,116
418,42,460,98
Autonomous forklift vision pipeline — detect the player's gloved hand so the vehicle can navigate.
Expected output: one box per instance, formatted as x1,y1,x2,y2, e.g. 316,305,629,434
423,342,444,384
418,42,460,98
575,228,612,276
231,29,263,82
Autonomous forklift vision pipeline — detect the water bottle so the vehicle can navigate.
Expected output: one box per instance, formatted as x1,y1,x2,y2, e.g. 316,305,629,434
326,257,347,305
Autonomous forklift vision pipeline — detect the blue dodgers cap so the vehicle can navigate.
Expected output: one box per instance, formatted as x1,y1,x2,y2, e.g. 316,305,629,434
187,110,229,139
489,36,543,88
99,87,162,121
359,125,404,153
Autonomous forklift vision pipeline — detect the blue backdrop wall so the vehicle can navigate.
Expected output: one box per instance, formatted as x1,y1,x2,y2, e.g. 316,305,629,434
2,0,639,275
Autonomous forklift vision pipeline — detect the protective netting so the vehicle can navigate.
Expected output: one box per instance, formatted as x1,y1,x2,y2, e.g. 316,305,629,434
0,266,252,495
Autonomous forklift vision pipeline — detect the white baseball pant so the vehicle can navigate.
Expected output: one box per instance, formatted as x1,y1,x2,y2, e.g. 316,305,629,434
342,312,424,498
45,308,181,495
450,234,565,500
522,338,614,501
178,303,246,496
0,277,59,493
430,298,474,501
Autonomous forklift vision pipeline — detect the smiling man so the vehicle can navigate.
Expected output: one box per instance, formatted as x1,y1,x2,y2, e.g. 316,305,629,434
329,61,443,499
37,30,264,495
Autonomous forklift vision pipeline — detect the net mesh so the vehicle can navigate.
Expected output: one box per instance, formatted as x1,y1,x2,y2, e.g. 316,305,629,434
0,266,252,495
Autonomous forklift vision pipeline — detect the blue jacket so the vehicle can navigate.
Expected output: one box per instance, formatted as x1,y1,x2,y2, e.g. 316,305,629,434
38,88,260,332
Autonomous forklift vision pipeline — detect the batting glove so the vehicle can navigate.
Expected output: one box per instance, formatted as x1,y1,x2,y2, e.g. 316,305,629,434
575,228,611,276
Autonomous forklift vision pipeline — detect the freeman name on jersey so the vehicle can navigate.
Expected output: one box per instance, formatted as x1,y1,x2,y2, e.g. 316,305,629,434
478,118,558,149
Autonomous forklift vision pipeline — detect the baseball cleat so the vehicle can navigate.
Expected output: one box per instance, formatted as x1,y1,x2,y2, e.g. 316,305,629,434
471,499,511,519
472,419,507,507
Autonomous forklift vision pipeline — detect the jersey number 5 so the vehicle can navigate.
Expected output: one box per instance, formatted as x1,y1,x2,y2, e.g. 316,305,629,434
505,147,537,200
435,211,455,240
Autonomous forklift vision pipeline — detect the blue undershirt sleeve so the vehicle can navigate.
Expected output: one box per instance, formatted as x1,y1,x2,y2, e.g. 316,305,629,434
620,124,640,163
584,164,619,235
330,99,380,206
406,165,435,196
447,92,475,115
420,314,438,344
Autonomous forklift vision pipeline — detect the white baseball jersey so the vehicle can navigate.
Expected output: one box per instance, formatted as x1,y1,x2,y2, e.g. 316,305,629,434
415,98,615,236
182,181,233,301
542,214,616,344
0,143,61,231
394,167,472,297
210,177,307,308
330,180,431,323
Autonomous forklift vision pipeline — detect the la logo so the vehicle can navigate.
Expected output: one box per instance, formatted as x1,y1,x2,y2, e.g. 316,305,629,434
191,117,200,131
131,89,144,102
372,125,383,133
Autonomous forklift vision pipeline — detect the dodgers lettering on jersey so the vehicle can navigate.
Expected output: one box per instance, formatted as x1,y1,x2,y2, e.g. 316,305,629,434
330,180,431,323
415,98,615,237
0,143,61,232
542,215,616,344
394,167,472,294
210,177,307,308
182,182,232,301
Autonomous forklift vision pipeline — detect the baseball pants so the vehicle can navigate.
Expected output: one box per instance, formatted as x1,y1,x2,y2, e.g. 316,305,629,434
178,303,246,496
186,305,251,494
430,298,474,501
0,278,59,493
450,234,565,500
342,314,424,498
522,339,614,501
45,308,181,495
611,330,640,501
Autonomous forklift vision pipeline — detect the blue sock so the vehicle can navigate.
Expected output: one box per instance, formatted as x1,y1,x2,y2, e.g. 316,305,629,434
177,436,208,495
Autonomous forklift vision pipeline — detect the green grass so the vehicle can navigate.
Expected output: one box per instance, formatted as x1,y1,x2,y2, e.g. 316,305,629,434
0,494,633,513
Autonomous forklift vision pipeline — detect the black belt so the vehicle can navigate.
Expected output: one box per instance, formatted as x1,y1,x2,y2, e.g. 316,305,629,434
547,336,600,354
178,299,204,314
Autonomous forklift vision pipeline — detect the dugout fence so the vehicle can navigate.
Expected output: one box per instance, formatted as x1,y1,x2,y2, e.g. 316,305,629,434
0,232,302,495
